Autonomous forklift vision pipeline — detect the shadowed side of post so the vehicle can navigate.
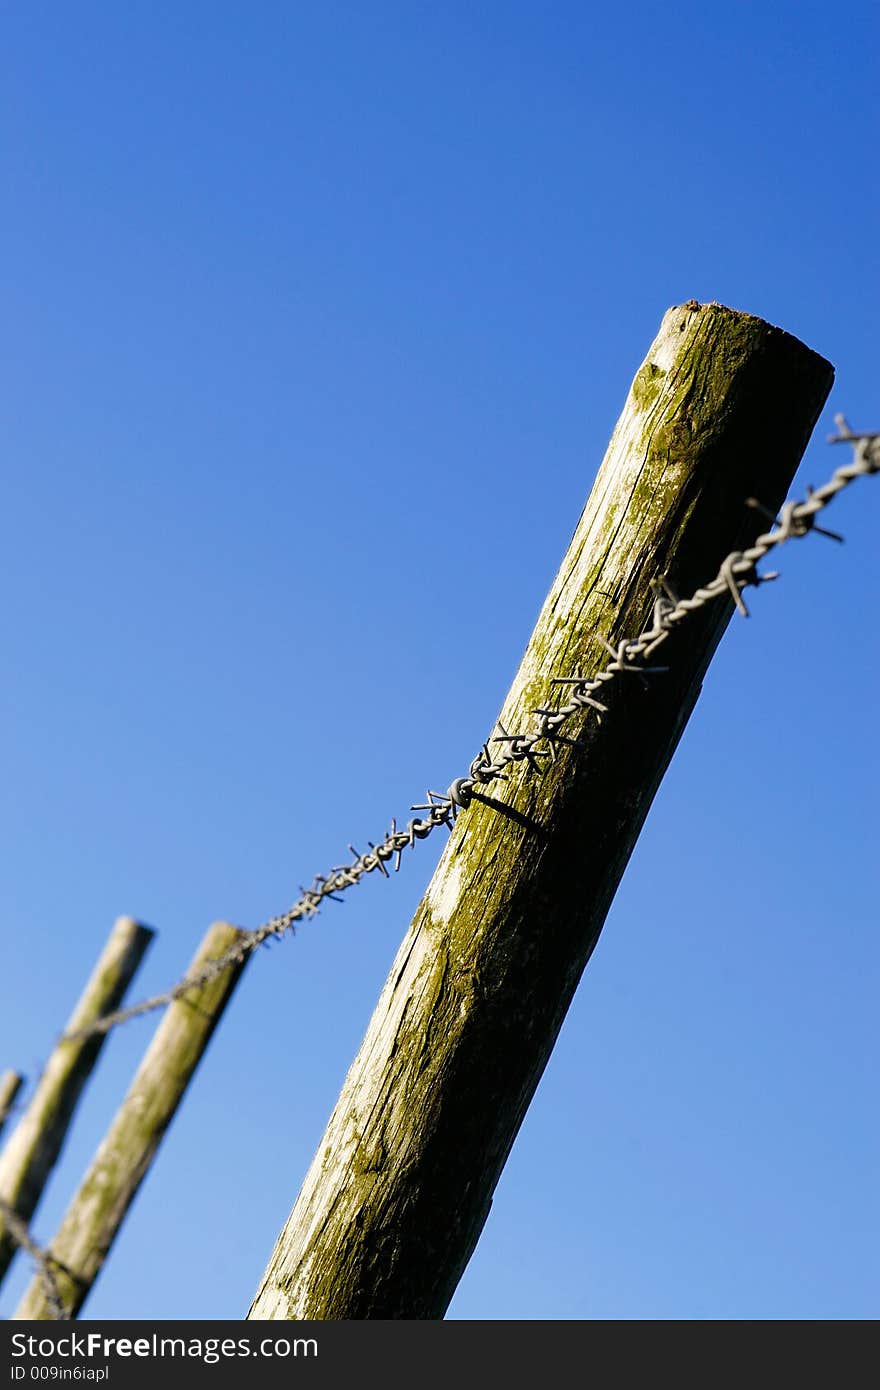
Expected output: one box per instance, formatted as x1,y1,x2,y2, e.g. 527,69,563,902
0,1073,24,1143
0,916,154,1283
248,300,833,1319
13,921,249,1320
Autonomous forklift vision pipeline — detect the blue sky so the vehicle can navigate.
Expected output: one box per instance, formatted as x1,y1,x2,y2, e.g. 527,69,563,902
1,2,877,1320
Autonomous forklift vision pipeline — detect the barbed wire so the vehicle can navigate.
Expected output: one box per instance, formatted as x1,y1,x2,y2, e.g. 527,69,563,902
0,1199,67,1321
6,418,878,1321
59,418,878,1050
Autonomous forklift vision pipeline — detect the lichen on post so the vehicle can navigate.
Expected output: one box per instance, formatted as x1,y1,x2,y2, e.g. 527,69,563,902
248,301,833,1320
13,921,249,1320
0,915,154,1283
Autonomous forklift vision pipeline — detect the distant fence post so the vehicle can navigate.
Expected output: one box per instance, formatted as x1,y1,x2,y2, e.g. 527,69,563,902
0,1073,24,1142
248,300,833,1319
14,922,249,1320
0,916,154,1283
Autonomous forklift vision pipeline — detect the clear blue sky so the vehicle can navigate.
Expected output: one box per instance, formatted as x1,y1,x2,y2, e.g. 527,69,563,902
1,2,877,1321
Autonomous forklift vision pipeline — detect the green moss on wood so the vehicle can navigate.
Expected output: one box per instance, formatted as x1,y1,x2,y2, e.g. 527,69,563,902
0,919,153,1282
13,923,247,1319
248,302,834,1321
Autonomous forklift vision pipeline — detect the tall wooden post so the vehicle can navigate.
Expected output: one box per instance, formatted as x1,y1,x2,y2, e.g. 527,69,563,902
248,301,833,1319
0,916,154,1282
0,1073,24,1142
14,922,249,1320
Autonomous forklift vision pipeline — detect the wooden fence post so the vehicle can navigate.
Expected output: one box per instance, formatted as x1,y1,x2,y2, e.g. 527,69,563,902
0,916,154,1281
248,301,833,1319
14,922,249,1320
0,1073,24,1142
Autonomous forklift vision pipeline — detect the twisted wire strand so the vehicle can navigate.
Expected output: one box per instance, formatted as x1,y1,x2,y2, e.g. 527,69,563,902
11,420,875,1321
63,421,879,1046
0,1199,67,1321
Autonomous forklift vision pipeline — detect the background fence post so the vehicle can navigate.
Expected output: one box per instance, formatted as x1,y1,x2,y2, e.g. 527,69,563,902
0,916,154,1283
13,921,249,1320
248,300,833,1319
0,1073,24,1143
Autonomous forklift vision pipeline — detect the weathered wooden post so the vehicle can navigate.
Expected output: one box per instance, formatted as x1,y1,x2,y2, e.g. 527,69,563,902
0,1073,24,1141
14,922,249,1320
248,301,833,1319
0,916,154,1282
